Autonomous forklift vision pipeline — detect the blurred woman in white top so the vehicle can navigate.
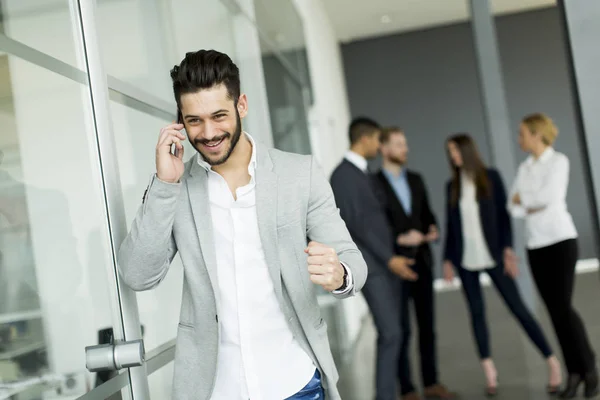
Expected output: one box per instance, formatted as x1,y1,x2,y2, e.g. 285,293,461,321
508,113,598,399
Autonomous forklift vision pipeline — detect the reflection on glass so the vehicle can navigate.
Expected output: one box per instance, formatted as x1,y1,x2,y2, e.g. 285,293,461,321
96,0,237,101
0,0,80,66
261,48,312,155
0,54,119,397
148,362,174,400
253,0,308,82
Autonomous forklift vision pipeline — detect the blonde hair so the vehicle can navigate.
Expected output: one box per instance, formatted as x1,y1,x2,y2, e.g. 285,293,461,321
522,113,558,146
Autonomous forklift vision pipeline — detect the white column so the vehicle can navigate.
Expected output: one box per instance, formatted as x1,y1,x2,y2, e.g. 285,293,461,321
292,0,352,176
469,0,536,310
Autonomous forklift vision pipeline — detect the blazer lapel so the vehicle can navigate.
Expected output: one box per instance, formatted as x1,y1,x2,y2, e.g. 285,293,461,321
186,160,221,307
378,171,410,221
254,145,284,304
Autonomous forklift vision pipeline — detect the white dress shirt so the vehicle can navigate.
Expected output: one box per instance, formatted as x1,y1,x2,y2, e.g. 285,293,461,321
459,173,495,270
508,147,577,249
202,134,316,400
344,151,368,172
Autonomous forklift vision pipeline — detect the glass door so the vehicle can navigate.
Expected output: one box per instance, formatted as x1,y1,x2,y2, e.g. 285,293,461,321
0,0,145,398
1,0,277,397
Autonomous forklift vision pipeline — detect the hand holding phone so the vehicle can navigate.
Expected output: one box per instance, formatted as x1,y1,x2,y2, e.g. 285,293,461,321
156,122,185,183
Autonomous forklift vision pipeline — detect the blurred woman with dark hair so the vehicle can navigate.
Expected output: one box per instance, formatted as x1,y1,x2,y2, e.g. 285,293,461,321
443,133,561,396
509,113,598,399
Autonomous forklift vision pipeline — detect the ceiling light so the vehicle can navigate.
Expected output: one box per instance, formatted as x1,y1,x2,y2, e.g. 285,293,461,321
381,15,391,24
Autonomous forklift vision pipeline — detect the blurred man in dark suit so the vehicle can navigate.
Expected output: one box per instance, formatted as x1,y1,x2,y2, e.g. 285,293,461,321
330,118,416,400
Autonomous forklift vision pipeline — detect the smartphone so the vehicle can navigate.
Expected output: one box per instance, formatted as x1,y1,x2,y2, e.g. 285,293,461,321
171,109,183,157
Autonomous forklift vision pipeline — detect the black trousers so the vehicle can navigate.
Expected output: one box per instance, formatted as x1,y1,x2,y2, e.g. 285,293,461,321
397,259,438,395
528,239,596,375
362,271,404,400
457,263,553,359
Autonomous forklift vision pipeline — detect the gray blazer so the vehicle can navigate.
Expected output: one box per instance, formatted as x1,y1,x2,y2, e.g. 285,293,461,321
118,143,368,400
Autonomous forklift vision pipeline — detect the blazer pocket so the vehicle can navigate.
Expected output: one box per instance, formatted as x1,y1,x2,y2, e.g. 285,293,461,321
178,321,195,331
314,317,326,330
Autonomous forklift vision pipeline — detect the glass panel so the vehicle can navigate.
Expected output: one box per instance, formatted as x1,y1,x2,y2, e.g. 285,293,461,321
110,100,184,357
0,0,80,67
96,0,237,100
0,54,124,397
253,0,308,82
148,361,174,399
261,46,312,155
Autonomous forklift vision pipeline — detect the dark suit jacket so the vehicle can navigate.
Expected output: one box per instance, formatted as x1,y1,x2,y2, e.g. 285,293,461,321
373,170,437,267
443,168,512,268
330,160,394,276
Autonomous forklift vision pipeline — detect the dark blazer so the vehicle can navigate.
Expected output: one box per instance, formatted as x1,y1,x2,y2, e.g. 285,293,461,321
373,170,437,266
443,168,512,268
330,160,395,275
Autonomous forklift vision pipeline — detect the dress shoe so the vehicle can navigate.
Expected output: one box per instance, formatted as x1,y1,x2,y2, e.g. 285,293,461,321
560,374,582,399
584,370,599,398
423,384,457,399
401,391,423,400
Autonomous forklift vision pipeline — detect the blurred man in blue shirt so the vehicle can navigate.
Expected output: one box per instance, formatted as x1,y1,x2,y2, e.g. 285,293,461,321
373,127,456,400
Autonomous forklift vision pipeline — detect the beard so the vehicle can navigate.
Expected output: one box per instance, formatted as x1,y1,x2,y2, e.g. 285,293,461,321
192,111,242,166
388,153,407,166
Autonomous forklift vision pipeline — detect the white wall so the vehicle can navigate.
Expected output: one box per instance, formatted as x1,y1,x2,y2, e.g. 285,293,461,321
292,0,370,354
292,0,352,176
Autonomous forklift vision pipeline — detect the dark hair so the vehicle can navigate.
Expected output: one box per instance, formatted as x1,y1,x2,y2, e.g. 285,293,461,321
380,126,404,144
170,50,241,109
446,133,490,206
349,117,381,145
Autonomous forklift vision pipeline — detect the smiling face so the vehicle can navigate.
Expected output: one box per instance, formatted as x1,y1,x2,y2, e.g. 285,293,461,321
179,84,247,166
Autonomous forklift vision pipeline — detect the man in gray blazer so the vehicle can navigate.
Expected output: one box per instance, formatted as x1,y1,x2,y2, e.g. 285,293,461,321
118,50,367,400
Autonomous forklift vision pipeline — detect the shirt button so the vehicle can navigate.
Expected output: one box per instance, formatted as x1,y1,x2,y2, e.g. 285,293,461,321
215,314,219,323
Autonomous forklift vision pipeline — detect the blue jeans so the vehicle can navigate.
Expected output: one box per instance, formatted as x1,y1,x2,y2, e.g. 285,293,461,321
285,369,325,399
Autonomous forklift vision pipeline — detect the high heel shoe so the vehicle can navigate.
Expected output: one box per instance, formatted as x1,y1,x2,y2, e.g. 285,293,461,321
481,359,498,397
584,370,599,398
547,384,560,395
560,374,582,399
547,356,562,395
485,382,498,397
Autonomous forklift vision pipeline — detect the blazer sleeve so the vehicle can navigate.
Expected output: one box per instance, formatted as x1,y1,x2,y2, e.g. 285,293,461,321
490,169,513,250
330,169,395,272
417,174,438,230
306,158,368,297
118,175,180,291
443,181,455,263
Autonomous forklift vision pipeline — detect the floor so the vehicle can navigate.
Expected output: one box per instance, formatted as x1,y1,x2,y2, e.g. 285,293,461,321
338,271,600,400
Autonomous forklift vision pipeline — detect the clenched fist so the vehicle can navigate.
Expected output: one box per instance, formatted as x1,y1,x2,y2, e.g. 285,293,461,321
305,241,345,292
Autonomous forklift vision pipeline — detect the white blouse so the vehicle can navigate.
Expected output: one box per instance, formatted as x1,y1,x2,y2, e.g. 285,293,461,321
508,147,577,249
460,173,495,270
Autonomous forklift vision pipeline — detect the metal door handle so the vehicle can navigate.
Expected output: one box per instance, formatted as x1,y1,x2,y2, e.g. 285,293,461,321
85,339,145,372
